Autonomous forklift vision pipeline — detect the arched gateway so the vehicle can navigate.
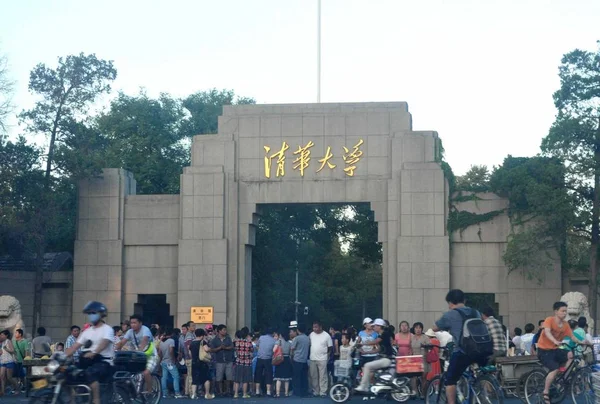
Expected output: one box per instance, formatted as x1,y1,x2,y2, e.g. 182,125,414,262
72,102,454,330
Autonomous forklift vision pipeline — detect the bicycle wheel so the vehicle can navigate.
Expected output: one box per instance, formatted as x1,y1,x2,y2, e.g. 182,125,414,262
570,367,594,404
141,375,161,404
475,375,504,404
524,369,547,404
112,386,131,403
425,375,447,404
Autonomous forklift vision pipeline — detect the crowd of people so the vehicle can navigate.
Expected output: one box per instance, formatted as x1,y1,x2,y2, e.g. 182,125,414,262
0,289,597,403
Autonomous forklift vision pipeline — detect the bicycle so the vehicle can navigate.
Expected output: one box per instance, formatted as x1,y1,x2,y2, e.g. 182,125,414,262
424,346,503,404
523,343,594,404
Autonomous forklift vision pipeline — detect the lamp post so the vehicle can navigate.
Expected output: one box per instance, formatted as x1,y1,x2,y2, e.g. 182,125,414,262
317,0,321,103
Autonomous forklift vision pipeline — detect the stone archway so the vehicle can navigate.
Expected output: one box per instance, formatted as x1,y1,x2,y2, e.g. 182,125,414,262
177,102,450,330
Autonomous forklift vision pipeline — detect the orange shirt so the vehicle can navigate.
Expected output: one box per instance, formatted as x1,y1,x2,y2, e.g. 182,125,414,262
537,316,575,350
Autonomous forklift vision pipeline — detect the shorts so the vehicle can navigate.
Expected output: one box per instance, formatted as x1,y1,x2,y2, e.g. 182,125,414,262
445,351,487,386
538,349,569,371
85,361,112,384
147,354,158,373
216,362,233,381
0,362,16,370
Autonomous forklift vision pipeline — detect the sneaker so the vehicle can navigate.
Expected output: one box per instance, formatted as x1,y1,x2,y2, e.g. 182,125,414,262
174,394,184,399
243,394,251,399
233,394,239,399
205,393,215,400
354,386,368,393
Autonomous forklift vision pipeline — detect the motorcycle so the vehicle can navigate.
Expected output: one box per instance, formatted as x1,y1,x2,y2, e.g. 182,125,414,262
28,341,128,404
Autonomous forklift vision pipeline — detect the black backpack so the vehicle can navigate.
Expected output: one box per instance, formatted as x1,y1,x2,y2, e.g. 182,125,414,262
455,308,494,359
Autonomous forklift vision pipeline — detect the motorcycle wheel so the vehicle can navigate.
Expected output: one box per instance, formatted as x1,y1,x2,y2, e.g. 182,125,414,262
390,385,412,402
329,383,352,403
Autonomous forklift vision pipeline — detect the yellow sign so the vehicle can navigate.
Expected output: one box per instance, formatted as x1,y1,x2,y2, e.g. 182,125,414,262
190,306,214,324
263,139,364,178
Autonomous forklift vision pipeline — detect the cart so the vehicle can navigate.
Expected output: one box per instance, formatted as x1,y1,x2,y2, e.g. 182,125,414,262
495,355,542,401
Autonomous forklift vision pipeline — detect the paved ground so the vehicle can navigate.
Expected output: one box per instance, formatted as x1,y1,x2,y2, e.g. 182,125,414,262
1,396,526,403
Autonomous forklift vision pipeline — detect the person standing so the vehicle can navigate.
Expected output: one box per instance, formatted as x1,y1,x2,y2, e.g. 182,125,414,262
254,328,276,396
179,323,192,397
0,330,20,396
395,321,412,356
273,331,293,397
65,325,81,362
521,323,536,355
158,329,183,399
309,321,332,398
233,327,253,399
290,323,310,397
189,329,213,400
209,324,234,396
12,329,28,393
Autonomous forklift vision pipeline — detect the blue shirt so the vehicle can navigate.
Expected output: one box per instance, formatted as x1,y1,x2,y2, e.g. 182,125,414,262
358,330,379,357
256,335,276,360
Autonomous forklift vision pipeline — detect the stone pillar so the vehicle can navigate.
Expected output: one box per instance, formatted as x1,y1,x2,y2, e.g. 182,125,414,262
72,169,135,326
177,134,234,328
392,132,450,328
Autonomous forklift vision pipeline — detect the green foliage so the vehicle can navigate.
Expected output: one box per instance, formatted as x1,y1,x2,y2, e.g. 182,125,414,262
540,40,600,318
456,165,490,192
489,156,572,277
181,89,255,137
97,91,189,194
252,204,382,330
19,53,117,180
447,209,504,235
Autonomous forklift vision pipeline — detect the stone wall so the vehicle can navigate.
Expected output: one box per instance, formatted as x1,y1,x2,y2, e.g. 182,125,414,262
450,192,561,329
0,271,73,340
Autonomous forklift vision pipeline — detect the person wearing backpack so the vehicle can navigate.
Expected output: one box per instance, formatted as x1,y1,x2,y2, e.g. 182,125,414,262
433,289,493,404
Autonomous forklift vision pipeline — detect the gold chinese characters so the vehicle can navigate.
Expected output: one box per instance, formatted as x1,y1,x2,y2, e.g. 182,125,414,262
263,139,364,178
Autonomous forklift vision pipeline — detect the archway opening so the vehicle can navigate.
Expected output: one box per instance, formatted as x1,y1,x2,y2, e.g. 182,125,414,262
134,294,173,329
251,203,382,332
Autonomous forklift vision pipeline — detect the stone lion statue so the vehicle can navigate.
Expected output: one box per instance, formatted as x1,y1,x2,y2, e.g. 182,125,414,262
560,291,594,334
0,295,24,336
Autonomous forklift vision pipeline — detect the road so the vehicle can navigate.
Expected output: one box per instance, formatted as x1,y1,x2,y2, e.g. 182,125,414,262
2,396,527,403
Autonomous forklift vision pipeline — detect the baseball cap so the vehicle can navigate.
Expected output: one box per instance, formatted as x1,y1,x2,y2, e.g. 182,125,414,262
289,320,298,329
363,317,373,325
373,318,386,326
425,329,437,338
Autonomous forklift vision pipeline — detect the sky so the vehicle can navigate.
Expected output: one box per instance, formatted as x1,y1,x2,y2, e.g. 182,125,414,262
1,0,599,175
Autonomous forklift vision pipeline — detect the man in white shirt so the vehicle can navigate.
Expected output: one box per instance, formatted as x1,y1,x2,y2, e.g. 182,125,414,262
308,321,332,398
66,301,114,404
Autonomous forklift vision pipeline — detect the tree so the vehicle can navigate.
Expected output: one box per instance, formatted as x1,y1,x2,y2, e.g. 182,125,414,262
0,51,14,134
490,156,573,281
0,135,44,257
540,40,600,325
18,53,117,335
456,165,490,192
181,89,255,137
97,91,189,194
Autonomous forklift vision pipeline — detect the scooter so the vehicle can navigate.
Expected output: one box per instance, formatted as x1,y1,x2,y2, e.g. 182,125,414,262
330,357,412,402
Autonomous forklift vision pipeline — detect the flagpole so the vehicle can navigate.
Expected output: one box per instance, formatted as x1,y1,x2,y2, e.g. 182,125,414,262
317,0,321,103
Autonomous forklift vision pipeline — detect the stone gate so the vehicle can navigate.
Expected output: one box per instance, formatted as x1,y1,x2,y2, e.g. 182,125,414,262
71,102,561,331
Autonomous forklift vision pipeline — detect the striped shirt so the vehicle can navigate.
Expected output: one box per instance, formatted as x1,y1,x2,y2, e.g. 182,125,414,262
484,316,507,353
